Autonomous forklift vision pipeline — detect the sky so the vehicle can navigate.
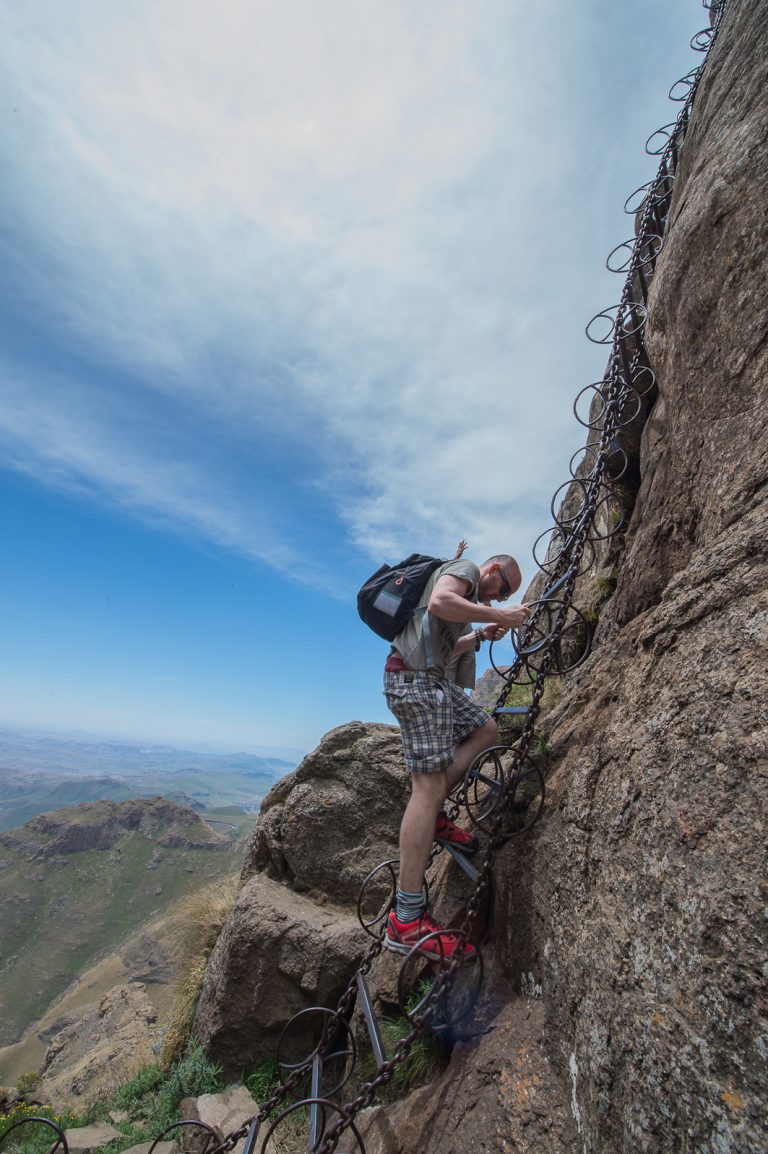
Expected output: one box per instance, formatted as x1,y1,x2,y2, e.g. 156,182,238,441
0,0,710,757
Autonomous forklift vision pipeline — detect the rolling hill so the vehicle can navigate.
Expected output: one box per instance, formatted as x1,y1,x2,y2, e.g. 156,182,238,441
0,797,245,1047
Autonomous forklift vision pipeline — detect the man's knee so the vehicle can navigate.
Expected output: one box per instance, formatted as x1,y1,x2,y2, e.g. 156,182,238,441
477,717,498,745
409,769,448,806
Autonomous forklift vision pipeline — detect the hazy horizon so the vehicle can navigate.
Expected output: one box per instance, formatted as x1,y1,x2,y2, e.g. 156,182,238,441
0,720,306,764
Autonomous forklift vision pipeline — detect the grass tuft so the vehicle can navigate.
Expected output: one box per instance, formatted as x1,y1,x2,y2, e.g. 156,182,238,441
243,1060,281,1106
376,1017,444,1097
159,876,239,1068
109,1042,224,1142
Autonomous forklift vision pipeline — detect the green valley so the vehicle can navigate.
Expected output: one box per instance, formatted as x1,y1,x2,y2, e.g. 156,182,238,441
0,798,249,1048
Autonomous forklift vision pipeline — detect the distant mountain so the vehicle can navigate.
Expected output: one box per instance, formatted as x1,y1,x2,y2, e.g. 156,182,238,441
0,728,296,777
0,729,299,832
0,796,238,1047
0,774,138,833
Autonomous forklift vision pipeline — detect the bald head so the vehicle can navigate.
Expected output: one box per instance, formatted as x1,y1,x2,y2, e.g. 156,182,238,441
478,554,522,603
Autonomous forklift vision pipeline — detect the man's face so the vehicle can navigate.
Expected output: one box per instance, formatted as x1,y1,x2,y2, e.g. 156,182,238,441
479,562,521,605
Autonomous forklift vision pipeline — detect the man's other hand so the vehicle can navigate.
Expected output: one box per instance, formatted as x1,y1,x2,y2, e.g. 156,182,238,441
481,624,509,643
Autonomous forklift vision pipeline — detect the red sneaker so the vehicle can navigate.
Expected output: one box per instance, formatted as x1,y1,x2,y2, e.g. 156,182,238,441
434,812,479,855
384,910,476,960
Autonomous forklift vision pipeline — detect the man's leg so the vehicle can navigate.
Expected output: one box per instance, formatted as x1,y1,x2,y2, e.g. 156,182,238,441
444,718,498,794
398,769,447,894
397,717,497,893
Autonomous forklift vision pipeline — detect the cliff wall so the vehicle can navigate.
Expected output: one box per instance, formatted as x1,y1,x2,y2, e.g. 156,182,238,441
493,0,767,1148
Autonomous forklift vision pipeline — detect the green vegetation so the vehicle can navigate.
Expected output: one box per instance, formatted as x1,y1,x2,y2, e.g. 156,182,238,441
243,1059,281,1105
12,1075,41,1097
533,732,552,757
359,978,447,1102
108,1042,224,1140
0,1044,224,1154
372,1015,445,1099
493,670,561,747
2,998,448,1152
591,575,617,601
0,1102,81,1154
0,815,242,1046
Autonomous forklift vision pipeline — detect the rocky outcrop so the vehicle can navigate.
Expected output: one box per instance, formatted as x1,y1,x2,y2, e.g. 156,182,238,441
39,983,162,1108
358,998,579,1154
192,873,364,1074
0,797,227,858
241,722,408,902
193,722,409,1075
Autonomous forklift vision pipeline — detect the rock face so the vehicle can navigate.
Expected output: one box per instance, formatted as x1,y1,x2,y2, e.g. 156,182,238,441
193,722,409,1074
40,983,161,1108
490,2,768,1151
241,722,409,902
358,999,579,1154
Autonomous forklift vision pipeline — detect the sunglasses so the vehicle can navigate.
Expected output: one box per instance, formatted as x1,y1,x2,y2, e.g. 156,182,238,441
495,567,512,602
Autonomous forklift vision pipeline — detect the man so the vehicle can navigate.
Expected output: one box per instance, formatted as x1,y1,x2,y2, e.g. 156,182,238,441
383,551,529,960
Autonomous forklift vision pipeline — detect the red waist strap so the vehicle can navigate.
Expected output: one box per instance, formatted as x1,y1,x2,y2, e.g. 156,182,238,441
385,653,410,672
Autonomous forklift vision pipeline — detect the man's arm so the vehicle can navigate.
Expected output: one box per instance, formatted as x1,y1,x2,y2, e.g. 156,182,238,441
429,574,529,629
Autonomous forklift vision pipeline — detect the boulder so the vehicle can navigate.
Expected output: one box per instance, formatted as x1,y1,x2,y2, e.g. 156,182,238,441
241,722,409,903
63,1122,123,1154
192,872,365,1074
180,1084,261,1154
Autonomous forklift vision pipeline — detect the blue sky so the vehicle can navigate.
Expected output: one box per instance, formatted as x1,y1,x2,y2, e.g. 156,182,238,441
0,0,708,755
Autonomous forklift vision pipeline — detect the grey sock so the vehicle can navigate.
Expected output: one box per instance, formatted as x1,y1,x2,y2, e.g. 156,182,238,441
395,887,427,924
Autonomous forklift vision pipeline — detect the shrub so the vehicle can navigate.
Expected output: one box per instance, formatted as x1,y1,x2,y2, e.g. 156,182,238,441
375,1017,444,1098
111,1064,164,1112
14,1074,42,1098
0,1103,79,1154
361,981,446,1102
111,1043,224,1138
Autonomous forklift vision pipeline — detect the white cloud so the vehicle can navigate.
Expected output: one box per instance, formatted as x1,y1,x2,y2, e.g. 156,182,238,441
0,0,705,583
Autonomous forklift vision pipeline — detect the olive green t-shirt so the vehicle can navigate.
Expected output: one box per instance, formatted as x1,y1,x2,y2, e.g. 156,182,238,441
392,558,480,676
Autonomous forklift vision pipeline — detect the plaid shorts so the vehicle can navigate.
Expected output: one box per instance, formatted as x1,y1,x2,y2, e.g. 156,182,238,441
383,670,492,774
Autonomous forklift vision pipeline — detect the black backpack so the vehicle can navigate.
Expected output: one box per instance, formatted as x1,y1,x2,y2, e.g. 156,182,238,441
357,554,446,641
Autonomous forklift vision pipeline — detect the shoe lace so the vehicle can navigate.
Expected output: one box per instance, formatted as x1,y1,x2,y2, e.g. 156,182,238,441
418,912,458,944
